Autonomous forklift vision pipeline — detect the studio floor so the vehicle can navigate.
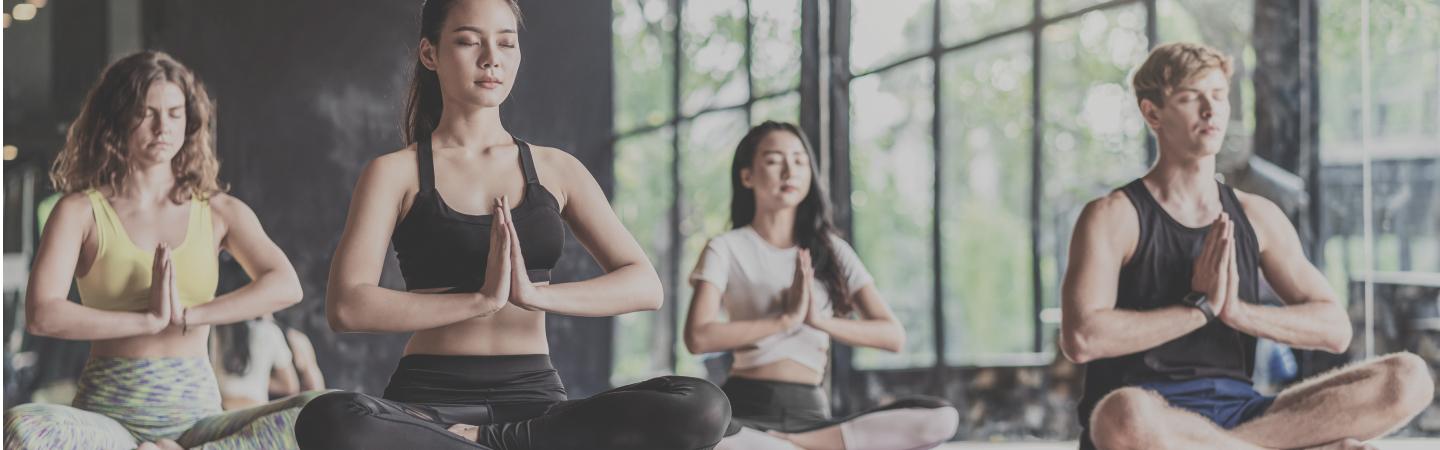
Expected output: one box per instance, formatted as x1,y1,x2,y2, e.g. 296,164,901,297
936,439,1438,449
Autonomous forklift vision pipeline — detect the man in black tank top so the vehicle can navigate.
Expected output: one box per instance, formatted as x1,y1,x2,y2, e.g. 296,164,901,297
1060,43,1432,450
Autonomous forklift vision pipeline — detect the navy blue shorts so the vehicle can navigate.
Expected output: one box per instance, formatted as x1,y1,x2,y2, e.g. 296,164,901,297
1138,377,1275,429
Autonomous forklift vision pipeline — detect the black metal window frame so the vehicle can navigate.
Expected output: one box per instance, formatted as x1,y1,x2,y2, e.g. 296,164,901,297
611,0,1162,375
611,0,813,374
829,0,1159,371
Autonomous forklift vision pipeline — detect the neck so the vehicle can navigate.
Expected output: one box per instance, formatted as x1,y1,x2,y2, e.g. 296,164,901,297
1145,148,1219,204
119,161,180,205
749,206,797,248
432,103,511,150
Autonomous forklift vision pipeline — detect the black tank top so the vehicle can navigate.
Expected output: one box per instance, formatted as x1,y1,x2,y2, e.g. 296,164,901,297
1077,179,1266,428
391,137,565,293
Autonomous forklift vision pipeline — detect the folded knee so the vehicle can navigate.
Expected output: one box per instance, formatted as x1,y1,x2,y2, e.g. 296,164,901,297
920,406,960,443
669,376,732,430
1378,352,1434,416
643,376,731,446
4,405,68,449
296,392,374,447
1091,388,1164,450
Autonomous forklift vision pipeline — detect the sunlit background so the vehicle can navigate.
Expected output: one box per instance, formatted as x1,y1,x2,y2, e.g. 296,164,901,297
607,0,1440,443
4,0,1438,445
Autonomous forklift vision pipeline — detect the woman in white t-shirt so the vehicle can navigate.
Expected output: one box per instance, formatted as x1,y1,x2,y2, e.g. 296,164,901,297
211,314,326,410
685,121,959,450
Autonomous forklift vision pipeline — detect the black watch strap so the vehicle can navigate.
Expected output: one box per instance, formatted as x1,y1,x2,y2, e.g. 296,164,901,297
1183,291,1216,322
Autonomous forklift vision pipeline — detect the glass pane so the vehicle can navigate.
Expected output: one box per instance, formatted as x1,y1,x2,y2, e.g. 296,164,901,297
1318,0,1366,301
611,128,676,385
940,33,1034,362
1362,0,1440,275
1043,0,1110,19
942,0,1031,46
682,0,748,115
752,0,802,96
850,0,933,75
1318,0,1440,302
850,59,936,369
677,110,751,377
1158,0,1255,133
614,0,674,133
751,91,800,126
1039,6,1150,333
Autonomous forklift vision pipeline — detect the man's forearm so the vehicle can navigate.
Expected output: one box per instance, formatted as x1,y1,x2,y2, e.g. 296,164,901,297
1064,305,1209,363
1223,300,1351,353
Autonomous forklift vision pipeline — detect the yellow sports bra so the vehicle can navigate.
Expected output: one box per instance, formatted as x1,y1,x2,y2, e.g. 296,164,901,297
76,190,219,311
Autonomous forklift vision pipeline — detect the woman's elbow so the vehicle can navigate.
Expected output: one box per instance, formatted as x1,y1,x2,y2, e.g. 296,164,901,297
682,336,704,355
682,329,712,354
634,292,662,312
25,315,58,338
633,274,664,311
275,272,304,307
325,309,353,333
881,324,906,353
24,302,63,337
324,296,360,333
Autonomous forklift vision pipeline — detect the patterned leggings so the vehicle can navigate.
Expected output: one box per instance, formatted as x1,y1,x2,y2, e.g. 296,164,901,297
4,357,323,450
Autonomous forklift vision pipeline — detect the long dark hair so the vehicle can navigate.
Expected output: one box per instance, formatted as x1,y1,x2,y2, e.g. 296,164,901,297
215,320,254,375
214,255,257,375
403,0,524,144
730,121,853,316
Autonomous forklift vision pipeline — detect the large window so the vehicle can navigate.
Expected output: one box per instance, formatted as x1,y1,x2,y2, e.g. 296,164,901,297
1317,0,1439,357
847,0,1156,368
613,0,1440,379
611,0,803,384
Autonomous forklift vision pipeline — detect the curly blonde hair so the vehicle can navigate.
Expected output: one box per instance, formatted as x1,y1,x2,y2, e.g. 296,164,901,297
51,51,225,203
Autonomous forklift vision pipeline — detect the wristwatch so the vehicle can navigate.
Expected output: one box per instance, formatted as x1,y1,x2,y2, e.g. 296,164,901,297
1181,291,1216,323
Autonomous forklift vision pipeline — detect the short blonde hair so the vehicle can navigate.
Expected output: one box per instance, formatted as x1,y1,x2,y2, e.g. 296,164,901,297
1131,42,1233,109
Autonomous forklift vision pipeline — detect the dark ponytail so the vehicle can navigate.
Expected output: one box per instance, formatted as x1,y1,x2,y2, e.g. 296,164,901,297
403,0,524,144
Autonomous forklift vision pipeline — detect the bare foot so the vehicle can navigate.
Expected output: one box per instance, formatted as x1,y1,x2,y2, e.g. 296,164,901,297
137,443,160,450
448,423,479,442
1304,438,1378,450
763,431,804,450
155,439,185,450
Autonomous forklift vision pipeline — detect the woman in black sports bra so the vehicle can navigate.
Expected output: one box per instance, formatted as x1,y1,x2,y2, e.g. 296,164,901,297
293,1,729,449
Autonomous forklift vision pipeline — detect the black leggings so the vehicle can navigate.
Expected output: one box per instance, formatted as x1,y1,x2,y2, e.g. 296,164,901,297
722,376,953,433
294,354,730,450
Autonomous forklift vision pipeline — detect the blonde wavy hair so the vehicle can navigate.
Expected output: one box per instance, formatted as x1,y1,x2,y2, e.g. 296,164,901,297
51,51,225,203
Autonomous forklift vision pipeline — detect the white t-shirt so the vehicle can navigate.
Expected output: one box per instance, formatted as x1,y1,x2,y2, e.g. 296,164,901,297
213,319,294,402
688,226,875,372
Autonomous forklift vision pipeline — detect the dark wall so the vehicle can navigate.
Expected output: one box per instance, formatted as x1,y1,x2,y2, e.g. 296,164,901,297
144,0,615,396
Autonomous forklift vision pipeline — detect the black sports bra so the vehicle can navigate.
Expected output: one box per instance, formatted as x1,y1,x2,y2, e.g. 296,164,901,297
391,137,565,293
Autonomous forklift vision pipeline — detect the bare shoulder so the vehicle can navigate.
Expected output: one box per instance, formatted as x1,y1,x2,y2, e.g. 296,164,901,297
52,191,96,217
529,145,588,177
1078,190,1139,233
529,145,593,205
1231,188,1291,251
206,192,258,225
1073,190,1140,261
285,328,316,353
339,145,422,205
1231,188,1286,223
365,145,421,182
46,192,97,232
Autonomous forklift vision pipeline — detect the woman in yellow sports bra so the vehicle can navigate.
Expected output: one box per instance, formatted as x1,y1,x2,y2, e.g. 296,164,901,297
4,51,318,450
